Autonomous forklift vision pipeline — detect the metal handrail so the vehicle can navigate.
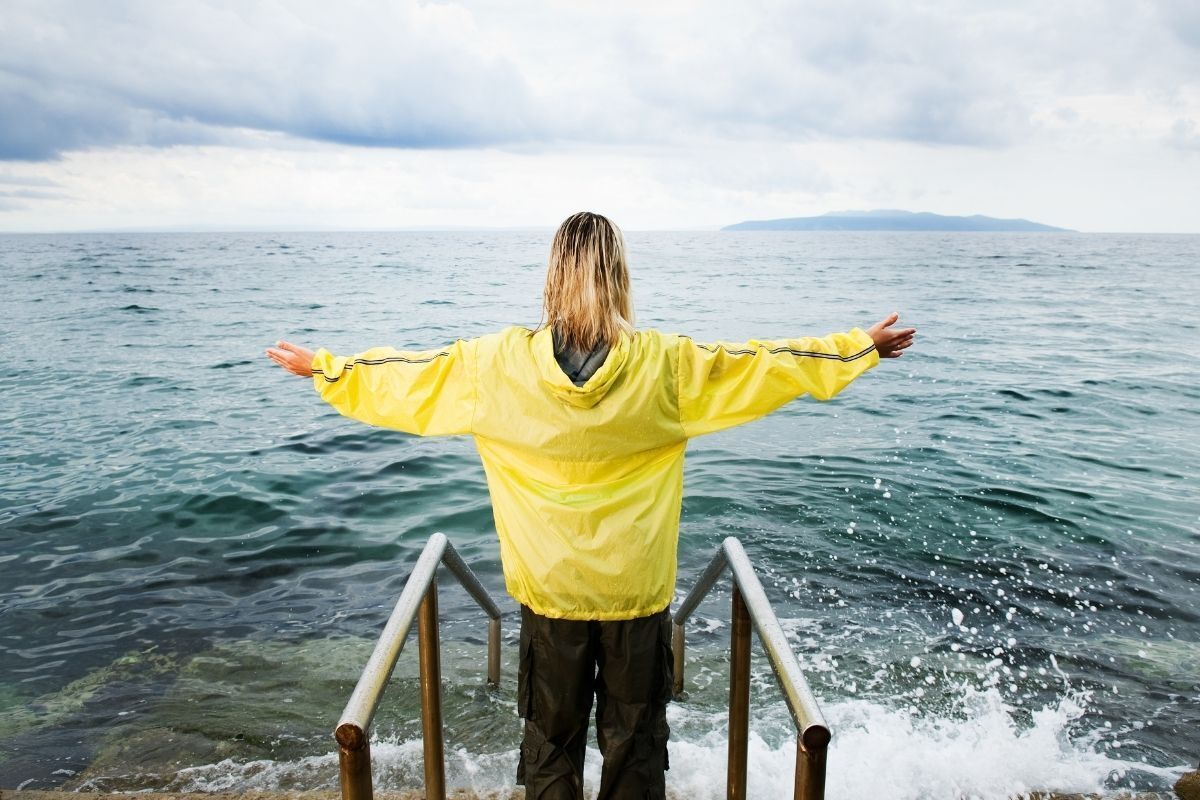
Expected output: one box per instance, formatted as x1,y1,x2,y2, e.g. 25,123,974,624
672,536,832,800
335,533,826,800
334,532,502,800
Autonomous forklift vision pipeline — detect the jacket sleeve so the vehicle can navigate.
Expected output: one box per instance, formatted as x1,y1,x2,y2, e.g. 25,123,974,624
677,328,879,438
310,338,477,436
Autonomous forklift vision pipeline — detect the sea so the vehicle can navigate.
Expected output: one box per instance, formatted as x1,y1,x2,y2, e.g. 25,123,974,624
0,231,1197,798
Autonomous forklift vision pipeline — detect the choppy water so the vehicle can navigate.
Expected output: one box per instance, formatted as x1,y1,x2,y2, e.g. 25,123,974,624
1,231,1197,797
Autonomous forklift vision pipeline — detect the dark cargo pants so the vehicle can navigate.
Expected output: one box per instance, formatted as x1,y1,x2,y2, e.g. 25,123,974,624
516,604,673,800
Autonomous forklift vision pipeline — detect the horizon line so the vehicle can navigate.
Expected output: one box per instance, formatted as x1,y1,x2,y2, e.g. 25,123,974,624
4,226,1200,235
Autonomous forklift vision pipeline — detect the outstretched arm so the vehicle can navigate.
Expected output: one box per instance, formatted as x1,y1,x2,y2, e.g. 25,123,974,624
265,338,477,436
677,312,916,438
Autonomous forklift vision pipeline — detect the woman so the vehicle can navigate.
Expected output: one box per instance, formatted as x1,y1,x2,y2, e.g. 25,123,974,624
266,211,915,800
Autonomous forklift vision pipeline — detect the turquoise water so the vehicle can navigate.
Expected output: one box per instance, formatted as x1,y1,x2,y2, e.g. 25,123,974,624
0,231,1197,797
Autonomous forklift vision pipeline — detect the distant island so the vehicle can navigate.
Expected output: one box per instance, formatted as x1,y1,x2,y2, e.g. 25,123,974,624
723,209,1072,232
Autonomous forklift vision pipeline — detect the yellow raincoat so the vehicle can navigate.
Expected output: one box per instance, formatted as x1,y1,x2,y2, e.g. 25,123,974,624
311,326,878,620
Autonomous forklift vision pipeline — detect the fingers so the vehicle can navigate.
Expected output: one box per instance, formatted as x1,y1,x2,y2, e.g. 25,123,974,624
884,329,916,348
277,340,314,357
268,343,305,362
265,347,308,376
876,324,916,359
868,312,902,336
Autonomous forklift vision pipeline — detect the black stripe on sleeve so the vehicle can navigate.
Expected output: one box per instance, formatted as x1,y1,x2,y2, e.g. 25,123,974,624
314,350,451,383
691,339,877,362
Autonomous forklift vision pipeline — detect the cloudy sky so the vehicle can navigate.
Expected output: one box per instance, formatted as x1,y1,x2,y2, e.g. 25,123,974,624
1,0,1199,232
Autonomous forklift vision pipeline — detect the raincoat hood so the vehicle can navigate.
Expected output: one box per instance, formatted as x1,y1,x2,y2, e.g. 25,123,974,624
533,327,629,409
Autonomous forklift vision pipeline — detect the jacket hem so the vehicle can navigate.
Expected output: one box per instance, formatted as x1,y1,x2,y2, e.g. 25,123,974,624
512,596,674,621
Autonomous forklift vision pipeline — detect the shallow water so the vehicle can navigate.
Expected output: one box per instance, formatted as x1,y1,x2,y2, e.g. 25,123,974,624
1,231,1197,797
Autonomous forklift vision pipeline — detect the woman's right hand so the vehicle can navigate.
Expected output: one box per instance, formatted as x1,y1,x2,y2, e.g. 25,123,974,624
266,340,316,377
867,313,916,358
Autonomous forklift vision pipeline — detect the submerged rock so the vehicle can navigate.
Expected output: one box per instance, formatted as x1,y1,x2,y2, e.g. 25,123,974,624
0,646,180,740
1175,768,1200,800
0,792,518,800
60,636,382,790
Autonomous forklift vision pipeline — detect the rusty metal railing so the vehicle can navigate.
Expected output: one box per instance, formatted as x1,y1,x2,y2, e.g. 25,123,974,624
672,536,832,800
334,532,501,800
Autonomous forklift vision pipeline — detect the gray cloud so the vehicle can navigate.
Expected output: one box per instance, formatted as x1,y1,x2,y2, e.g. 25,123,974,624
1159,0,1200,49
1166,118,1200,151
0,71,231,159
0,188,62,199
612,4,1030,147
653,148,833,195
0,0,538,160
0,173,61,187
2,0,1198,161
0,185,70,211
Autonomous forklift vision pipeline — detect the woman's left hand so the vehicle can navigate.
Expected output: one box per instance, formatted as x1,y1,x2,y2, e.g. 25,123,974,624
266,340,315,377
866,312,916,359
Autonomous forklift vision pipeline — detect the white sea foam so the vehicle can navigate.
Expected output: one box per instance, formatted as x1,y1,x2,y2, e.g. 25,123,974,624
162,689,1186,799
665,689,1184,799
161,751,339,791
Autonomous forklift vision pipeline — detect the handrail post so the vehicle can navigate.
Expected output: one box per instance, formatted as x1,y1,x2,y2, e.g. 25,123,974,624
671,622,686,698
488,616,501,687
418,576,446,800
336,727,372,800
335,534,504,800
794,733,827,800
672,537,831,800
728,585,751,800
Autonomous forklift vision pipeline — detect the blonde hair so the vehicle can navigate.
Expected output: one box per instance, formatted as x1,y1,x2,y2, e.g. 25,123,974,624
541,211,634,353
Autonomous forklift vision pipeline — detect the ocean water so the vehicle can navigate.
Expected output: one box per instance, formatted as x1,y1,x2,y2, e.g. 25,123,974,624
0,231,1197,797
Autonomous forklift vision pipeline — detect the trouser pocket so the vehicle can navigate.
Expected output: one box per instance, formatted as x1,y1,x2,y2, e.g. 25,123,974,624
518,608,535,719
657,611,674,708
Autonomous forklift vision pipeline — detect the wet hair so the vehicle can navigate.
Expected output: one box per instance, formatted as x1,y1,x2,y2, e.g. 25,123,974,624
541,211,634,353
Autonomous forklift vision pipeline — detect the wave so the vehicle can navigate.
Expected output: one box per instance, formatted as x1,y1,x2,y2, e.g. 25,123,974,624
91,689,1186,799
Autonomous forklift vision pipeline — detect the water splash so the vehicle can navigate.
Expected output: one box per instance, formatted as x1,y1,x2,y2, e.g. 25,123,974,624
144,689,1186,799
